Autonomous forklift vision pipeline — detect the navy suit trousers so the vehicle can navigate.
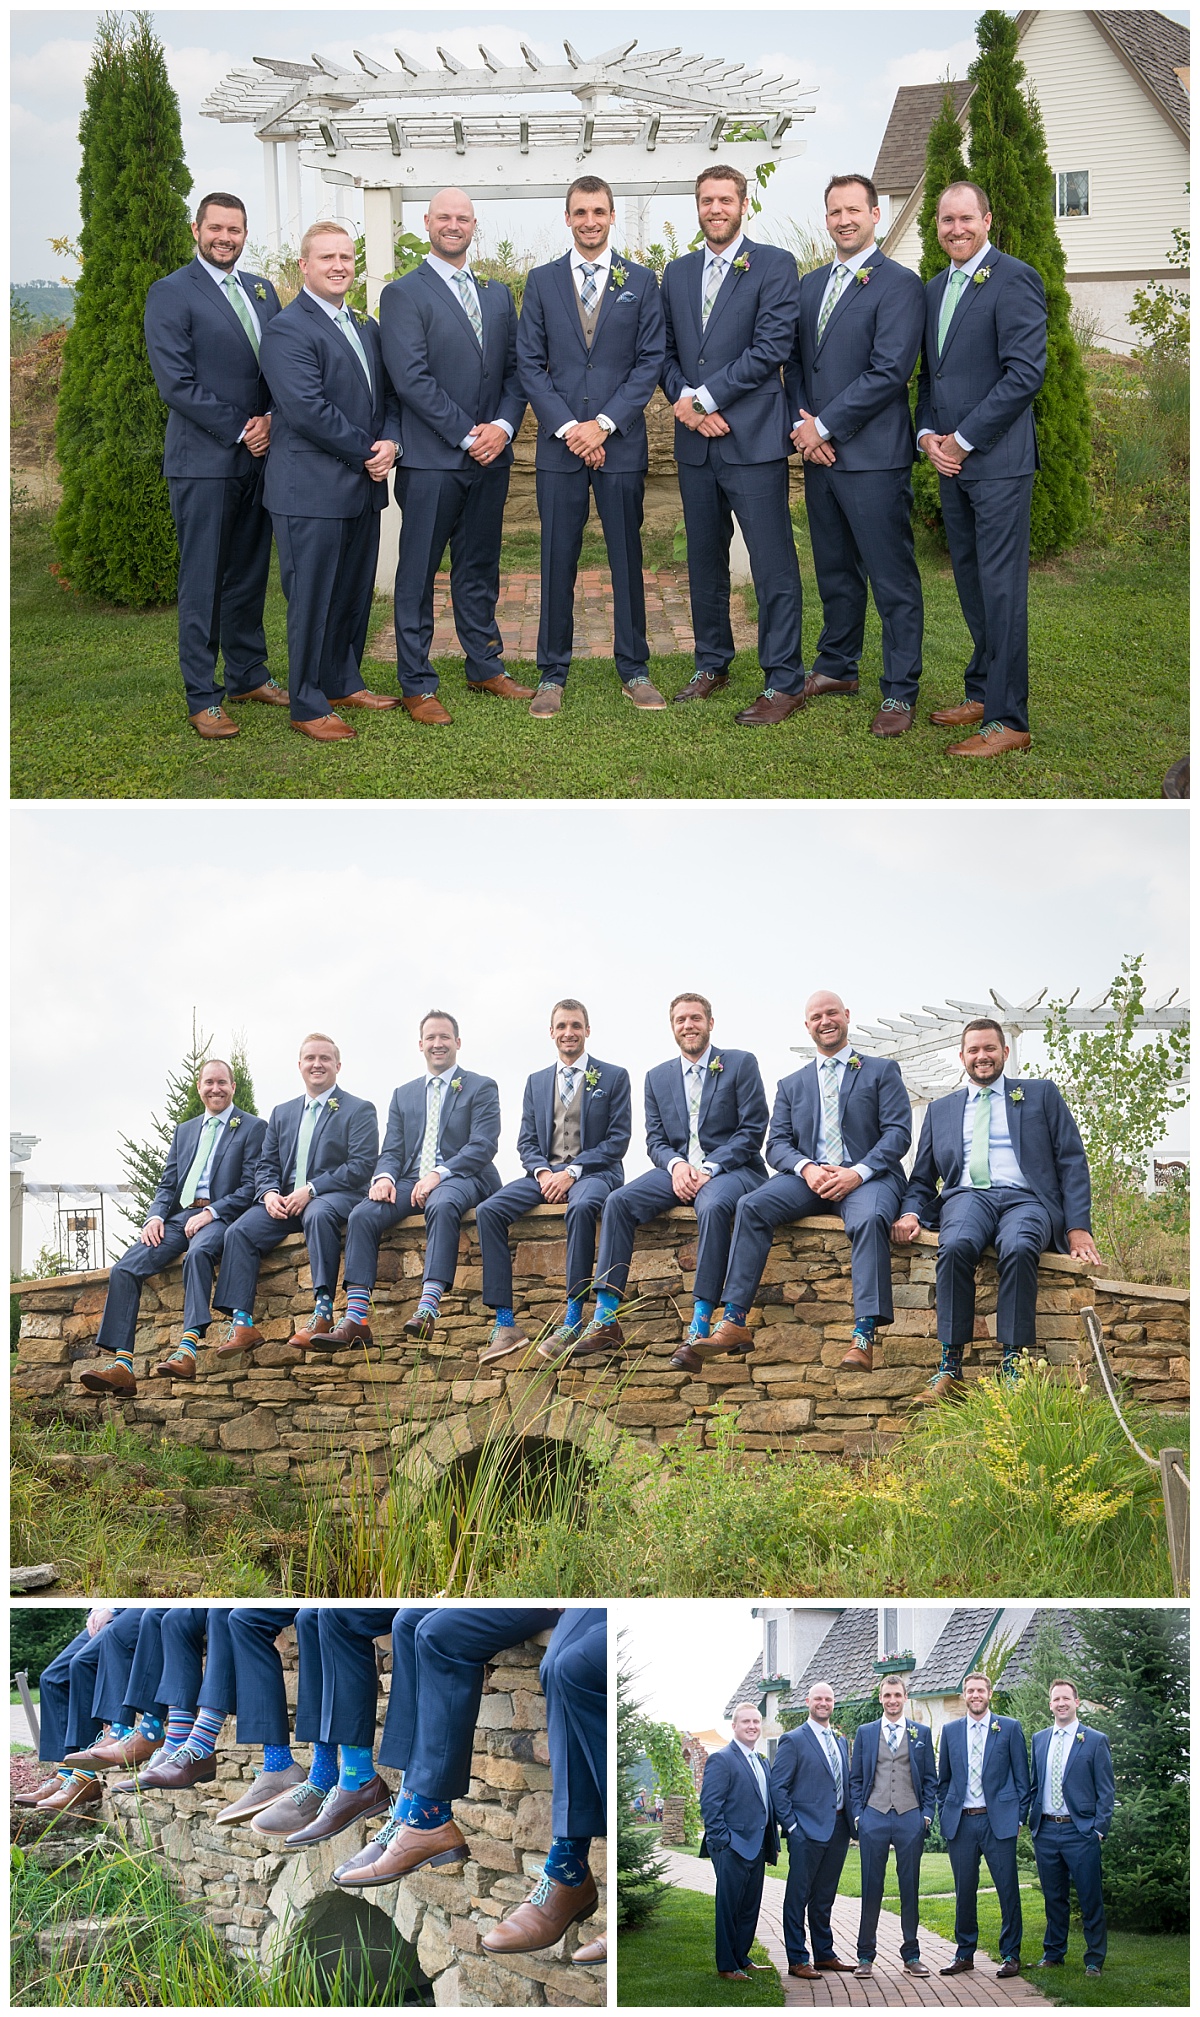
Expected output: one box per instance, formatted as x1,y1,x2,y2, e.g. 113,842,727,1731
344,1171,498,1292
379,1607,562,1795
594,1165,765,1305
477,1172,622,1309
155,1608,233,1717
677,446,804,692
935,1188,1053,1349
723,1170,903,1322
167,464,273,713
96,1215,230,1355
804,465,923,704
226,1607,307,1746
89,1610,157,1726
393,465,509,693
312,1606,398,1747
38,1629,98,1762
947,1810,1023,1961
535,466,648,683
542,1609,606,1838
1034,1824,1107,1969
215,1192,361,1314
856,1807,925,1963
272,505,377,721
712,1845,767,1974
195,1609,239,1719
783,1811,852,1964
115,1608,171,1723
938,472,1035,732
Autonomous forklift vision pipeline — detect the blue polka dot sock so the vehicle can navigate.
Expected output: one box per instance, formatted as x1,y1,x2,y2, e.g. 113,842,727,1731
495,1306,515,1329
594,1289,620,1325
313,1291,334,1324
416,1280,446,1319
338,1745,377,1791
187,1708,227,1760
853,1318,876,1347
176,1329,202,1361
344,1286,371,1327
232,1309,254,1330
137,1713,165,1744
689,1298,715,1341
164,1709,194,1754
108,1723,135,1743
309,1741,338,1794
544,1836,592,1885
398,1787,452,1830
263,1745,294,1776
723,1302,748,1328
564,1297,584,1332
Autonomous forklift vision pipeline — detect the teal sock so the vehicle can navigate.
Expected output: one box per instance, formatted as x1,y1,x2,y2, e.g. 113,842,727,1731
232,1309,254,1330
495,1306,515,1329
263,1744,293,1775
344,1286,371,1326
338,1745,376,1791
313,1291,334,1323
594,1290,620,1324
853,1318,876,1344
564,1297,584,1331
416,1280,446,1317
187,1709,226,1760
937,1342,964,1377
690,1298,714,1339
309,1741,338,1793
545,1835,592,1885
398,1787,452,1830
137,1713,164,1743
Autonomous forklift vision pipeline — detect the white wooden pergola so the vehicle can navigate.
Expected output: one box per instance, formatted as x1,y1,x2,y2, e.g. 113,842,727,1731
200,36,816,308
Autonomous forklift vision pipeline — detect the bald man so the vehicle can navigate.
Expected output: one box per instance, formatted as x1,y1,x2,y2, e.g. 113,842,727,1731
695,992,911,1374
379,189,531,725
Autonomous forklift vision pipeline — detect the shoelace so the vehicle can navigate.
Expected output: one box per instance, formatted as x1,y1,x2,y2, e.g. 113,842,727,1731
527,1871,554,1909
978,721,1004,738
205,706,223,718
535,681,558,694
880,698,909,711
373,1814,401,1847
625,674,651,686
290,1779,320,1807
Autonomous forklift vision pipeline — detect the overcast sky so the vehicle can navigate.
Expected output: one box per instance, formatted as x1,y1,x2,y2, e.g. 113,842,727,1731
10,801,1188,1264
618,1600,763,1736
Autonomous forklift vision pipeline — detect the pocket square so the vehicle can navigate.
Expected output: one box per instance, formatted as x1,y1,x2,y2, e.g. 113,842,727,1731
618,289,636,301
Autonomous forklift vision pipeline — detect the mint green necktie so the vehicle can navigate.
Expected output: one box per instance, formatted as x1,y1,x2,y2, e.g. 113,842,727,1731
821,1726,843,1805
223,274,260,358
336,305,372,388
820,1060,844,1165
968,1089,992,1189
938,267,968,354
180,1114,220,1207
702,254,727,327
293,1099,321,1192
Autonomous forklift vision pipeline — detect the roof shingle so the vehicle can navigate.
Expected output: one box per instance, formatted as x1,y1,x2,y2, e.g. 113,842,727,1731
908,1610,1002,1694
872,80,972,194
1094,10,1190,138
999,1607,1087,1686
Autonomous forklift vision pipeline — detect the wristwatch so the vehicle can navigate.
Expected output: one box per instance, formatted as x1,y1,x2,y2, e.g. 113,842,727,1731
597,415,615,434
691,396,707,416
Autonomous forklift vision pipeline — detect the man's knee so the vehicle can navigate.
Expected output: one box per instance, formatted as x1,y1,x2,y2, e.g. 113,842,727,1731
303,1196,343,1232
938,1233,983,1268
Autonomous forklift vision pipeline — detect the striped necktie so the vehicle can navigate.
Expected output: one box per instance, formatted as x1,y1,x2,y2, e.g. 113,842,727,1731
453,268,483,344
336,304,372,388
579,263,600,313
293,1100,321,1192
223,274,260,358
702,254,726,327
820,1060,844,1165
180,1114,220,1207
817,262,850,340
746,1749,768,1811
938,267,968,353
968,1090,992,1189
820,1726,843,1806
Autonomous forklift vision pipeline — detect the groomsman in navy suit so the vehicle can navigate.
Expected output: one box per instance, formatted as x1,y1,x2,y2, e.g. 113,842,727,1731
379,188,531,725
79,1059,265,1397
1029,1680,1114,1978
849,1677,936,1978
894,1017,1099,1401
334,1012,501,1348
516,175,668,714
699,990,910,1377
212,1033,378,1354
937,1672,1030,1978
476,998,632,1364
259,222,402,740
770,1683,856,1979
661,165,806,725
915,182,1047,757
577,992,768,1361
144,192,287,738
699,1701,780,1980
787,175,926,735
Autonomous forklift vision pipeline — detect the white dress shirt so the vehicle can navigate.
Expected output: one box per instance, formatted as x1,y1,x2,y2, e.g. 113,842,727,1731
668,1045,720,1174
424,252,515,450
957,1074,1028,1191
685,231,746,414
554,247,616,437
811,242,876,439
534,1052,589,1181
917,241,994,454
1041,1719,1079,1815
800,1043,874,1184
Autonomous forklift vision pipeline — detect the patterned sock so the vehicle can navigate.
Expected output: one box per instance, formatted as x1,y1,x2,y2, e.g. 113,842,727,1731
853,1318,877,1345
164,1709,194,1754
594,1289,621,1325
187,1709,227,1760
564,1297,584,1332
232,1309,254,1330
309,1741,338,1794
937,1342,964,1377
263,1744,294,1775
175,1330,201,1361
338,1745,376,1791
544,1836,592,1885
112,1350,134,1374
108,1724,135,1743
55,1768,73,1785
723,1302,748,1328
137,1713,165,1743
397,1787,452,1830
690,1298,715,1340
1001,1345,1023,1378
313,1291,335,1324
69,1769,99,1785
344,1286,371,1327
416,1280,447,1318
495,1306,515,1329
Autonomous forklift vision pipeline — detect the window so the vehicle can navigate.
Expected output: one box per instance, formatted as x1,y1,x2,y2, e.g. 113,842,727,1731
882,1608,898,1657
1055,170,1089,218
765,1620,778,1676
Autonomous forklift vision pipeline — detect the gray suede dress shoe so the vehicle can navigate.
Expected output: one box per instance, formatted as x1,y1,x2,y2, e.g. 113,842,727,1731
249,1778,328,1838
216,1762,308,1824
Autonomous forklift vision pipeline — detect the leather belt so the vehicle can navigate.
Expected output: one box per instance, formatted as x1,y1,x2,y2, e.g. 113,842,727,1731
963,1806,988,1815
1046,1814,1074,1823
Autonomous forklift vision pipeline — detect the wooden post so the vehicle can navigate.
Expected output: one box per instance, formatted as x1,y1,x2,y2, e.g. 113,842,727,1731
15,1670,40,1748
1159,1448,1189,1596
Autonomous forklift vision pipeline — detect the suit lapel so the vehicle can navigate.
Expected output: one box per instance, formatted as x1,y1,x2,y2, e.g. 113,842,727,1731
309,1090,338,1157
660,1062,689,1147
538,1067,556,1157
189,257,259,360
837,1055,862,1122
1059,1728,1082,1786
206,1110,236,1185
1003,1078,1023,1163
816,258,872,353
588,258,620,344
697,1051,722,1128
418,257,482,347
281,1097,305,1177
943,1089,970,1182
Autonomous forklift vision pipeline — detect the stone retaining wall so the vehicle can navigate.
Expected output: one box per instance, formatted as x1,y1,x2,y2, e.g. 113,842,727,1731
92,1623,603,2007
12,1210,1188,1478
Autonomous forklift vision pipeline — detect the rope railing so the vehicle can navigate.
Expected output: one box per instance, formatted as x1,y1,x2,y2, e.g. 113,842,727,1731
1081,1306,1189,1595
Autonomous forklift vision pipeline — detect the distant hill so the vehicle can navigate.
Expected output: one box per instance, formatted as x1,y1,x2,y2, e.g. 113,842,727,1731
12,282,75,324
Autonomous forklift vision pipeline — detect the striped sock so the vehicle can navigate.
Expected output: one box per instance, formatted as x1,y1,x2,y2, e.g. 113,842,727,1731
137,1713,165,1743
164,1709,194,1754
176,1330,202,1361
187,1709,226,1760
416,1280,446,1318
263,1745,294,1775
309,1741,338,1793
69,1769,99,1785
594,1289,620,1325
495,1306,515,1329
690,1299,715,1340
313,1291,334,1324
112,1350,134,1374
344,1286,371,1327
398,1787,452,1830
564,1297,584,1331
55,1768,73,1784
544,1835,592,1886
232,1309,254,1330
338,1746,376,1791
723,1302,748,1327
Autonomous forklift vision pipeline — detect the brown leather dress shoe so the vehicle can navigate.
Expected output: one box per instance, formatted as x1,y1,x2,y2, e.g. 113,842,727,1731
64,1731,158,1770
77,1361,137,1396
673,671,729,701
404,1310,437,1344
871,701,914,736
912,1370,968,1405
229,678,289,706
996,1960,1022,1977
482,1871,599,1954
469,673,536,700
816,1956,857,1970
214,1324,264,1357
479,1325,531,1365
401,693,452,725
291,1314,333,1349
530,683,564,717
564,1319,626,1360
940,1957,974,1975
136,1746,216,1789
789,1962,822,1978
929,699,985,727
291,713,357,741
718,1970,750,1980
338,688,400,709
281,1776,393,1848
16,1774,72,1807
708,1319,754,1354
839,1343,873,1371
803,671,859,698
734,690,806,726
36,1776,104,1815
333,1817,468,1887
190,705,239,738
152,1351,196,1379
320,1315,372,1350
622,678,668,709
946,724,1032,757
572,1934,607,1965
669,1343,704,1373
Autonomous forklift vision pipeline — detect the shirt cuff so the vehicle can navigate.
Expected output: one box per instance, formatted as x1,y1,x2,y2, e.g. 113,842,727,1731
459,434,476,451
702,1160,721,1175
493,418,514,441
916,428,934,448
667,1155,685,1171
852,1162,874,1183
434,1164,451,1180
597,412,617,433
554,420,579,438
794,1158,810,1177
954,430,974,453
813,415,830,440
567,1163,583,1180
692,384,717,414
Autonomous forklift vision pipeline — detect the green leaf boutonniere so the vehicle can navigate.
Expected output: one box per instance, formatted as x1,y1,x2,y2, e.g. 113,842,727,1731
229,1116,241,1130
610,259,629,290
450,1076,463,1094
328,1098,339,1113
1009,1088,1024,1104
254,282,267,301
1075,1729,1086,1744
855,266,872,286
709,1055,724,1076
732,252,751,273
973,266,992,287
849,1054,863,1071
990,1717,1001,1733
907,1723,920,1740
584,1067,602,1090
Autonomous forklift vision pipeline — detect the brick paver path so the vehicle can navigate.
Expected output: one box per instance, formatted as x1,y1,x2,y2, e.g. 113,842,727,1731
369,567,759,664
660,1852,1053,2010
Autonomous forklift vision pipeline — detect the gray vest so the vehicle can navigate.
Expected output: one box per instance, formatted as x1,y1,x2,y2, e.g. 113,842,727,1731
574,278,602,350
868,1723,918,1814
549,1071,586,1164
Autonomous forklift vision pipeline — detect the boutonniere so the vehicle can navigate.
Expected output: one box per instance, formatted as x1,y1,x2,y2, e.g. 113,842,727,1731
907,1723,920,1739
450,1077,463,1093
708,1055,724,1076
327,1098,339,1113
254,283,267,301
855,266,872,286
1009,1088,1024,1104
476,275,489,290
228,1116,241,1130
584,1067,601,1090
848,1054,862,1071
990,1718,1000,1734
732,253,750,273
1075,1730,1086,1744
610,260,629,290
973,267,991,286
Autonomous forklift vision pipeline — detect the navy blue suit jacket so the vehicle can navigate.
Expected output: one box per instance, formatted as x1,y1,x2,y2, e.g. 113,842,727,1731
770,1719,852,1844
644,1049,768,1175
850,1718,937,1825
900,1076,1092,1251
1029,1724,1115,1840
379,262,526,469
375,1071,501,1188
661,238,801,466
259,291,401,517
915,249,1046,478
700,1742,780,1864
148,1106,266,1225
144,259,282,478
516,252,666,472
255,1088,378,1200
517,1057,632,1178
767,1054,911,1179
785,252,924,470
937,1714,1031,1840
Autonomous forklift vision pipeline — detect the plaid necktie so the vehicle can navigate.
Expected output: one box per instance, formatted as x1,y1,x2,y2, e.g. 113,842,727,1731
885,1721,900,1754
560,1068,577,1107
702,254,727,327
938,267,968,354
687,1065,704,1166
453,268,483,344
180,1114,220,1207
821,1727,843,1806
968,1090,992,1189
968,1721,985,1802
336,304,372,388
1050,1728,1067,1810
579,263,600,313
223,274,260,358
420,1078,444,1177
817,262,850,340
820,1059,844,1165
293,1100,321,1192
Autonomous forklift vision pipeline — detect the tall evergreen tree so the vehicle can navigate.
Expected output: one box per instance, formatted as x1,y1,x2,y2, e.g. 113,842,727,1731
992,1614,1070,1740
55,11,193,604
119,1013,258,1227
617,1639,670,1929
917,84,969,281
1075,1608,1189,1932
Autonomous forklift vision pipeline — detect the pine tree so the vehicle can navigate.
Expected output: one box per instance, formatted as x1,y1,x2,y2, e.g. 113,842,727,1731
119,1013,258,1226
616,1638,670,1929
55,10,193,604
1074,1609,1189,1932
918,84,969,281
992,1614,1070,1741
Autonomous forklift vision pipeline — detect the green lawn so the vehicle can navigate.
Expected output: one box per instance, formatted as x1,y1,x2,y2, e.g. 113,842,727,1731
11,508,1187,798
917,1890,1190,2007
618,1887,784,2007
